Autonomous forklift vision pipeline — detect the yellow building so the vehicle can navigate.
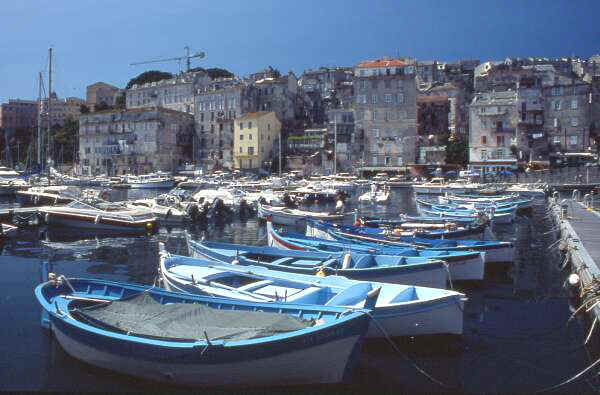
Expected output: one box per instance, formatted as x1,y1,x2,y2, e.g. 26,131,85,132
234,111,281,170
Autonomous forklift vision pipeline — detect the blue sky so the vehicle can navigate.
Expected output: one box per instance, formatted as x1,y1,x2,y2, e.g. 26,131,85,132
1,0,598,103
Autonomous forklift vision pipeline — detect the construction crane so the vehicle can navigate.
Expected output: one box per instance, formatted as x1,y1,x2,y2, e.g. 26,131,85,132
130,46,205,73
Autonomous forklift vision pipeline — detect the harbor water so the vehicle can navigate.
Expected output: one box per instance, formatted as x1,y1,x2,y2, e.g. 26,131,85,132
1,187,599,392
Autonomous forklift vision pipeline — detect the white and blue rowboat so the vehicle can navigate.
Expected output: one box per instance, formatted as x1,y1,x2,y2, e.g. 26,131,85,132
257,203,351,226
415,199,515,225
159,251,467,338
187,235,449,289
264,219,486,281
35,275,370,386
355,216,491,240
438,194,533,210
307,220,514,264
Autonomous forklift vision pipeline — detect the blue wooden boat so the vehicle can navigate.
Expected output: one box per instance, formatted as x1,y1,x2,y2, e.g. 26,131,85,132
438,193,533,209
306,220,514,263
263,219,486,281
187,235,449,288
415,198,516,224
35,275,369,386
356,215,494,239
159,250,466,338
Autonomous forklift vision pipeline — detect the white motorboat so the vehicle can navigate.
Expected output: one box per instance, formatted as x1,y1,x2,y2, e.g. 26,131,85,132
39,200,157,233
126,174,175,189
358,184,390,204
126,198,189,225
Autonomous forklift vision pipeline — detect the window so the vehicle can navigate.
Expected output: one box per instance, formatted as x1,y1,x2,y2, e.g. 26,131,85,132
211,112,214,121
396,93,404,104
360,80,367,90
482,120,487,128
248,147,254,155
372,155,377,165
239,147,242,153
497,135,505,146
249,133,253,140
85,147,91,154
356,95,366,104
553,100,561,110
569,135,578,145
200,113,204,122
553,118,559,127
249,121,253,128
268,123,270,130
553,136,561,144
210,124,214,132
372,95,378,104
571,99,578,109
496,121,503,132
240,122,244,129
481,135,487,145
249,159,253,168
481,149,487,160
372,129,380,138
385,156,391,165
384,94,392,103
552,86,563,96
240,134,244,140
372,110,377,121
571,117,579,127
481,107,486,114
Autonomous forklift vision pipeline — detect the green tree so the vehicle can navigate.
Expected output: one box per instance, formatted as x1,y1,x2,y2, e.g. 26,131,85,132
51,119,78,164
115,93,126,109
94,102,112,112
125,70,173,89
445,134,468,166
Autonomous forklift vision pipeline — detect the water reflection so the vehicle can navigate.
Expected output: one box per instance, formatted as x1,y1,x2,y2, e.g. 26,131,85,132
0,187,596,392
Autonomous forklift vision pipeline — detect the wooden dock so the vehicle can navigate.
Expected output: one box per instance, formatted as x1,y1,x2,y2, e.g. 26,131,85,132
552,198,600,321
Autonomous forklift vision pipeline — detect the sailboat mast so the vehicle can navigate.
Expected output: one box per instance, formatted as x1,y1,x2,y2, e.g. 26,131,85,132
46,47,52,171
37,72,42,167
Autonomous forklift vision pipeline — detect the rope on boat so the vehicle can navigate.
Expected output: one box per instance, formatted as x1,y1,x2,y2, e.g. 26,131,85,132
364,311,457,390
442,262,453,290
532,355,600,394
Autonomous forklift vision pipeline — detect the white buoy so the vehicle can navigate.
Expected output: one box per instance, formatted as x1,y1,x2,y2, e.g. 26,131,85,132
568,273,580,287
342,253,352,269
231,259,240,265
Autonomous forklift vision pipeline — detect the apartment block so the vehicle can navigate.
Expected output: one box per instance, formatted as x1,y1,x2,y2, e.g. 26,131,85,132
469,91,518,171
194,76,257,169
0,99,38,132
233,111,281,170
125,74,197,114
40,93,85,127
86,82,120,111
352,58,418,169
78,107,194,176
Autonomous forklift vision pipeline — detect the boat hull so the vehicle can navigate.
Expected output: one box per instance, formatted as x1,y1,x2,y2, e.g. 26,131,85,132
129,180,175,189
50,316,362,386
43,212,154,233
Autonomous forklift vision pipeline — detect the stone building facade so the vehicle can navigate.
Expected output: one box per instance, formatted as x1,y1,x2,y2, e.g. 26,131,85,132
41,93,85,127
468,91,518,171
125,73,198,114
543,75,592,154
0,99,38,132
86,82,120,111
352,58,418,169
78,107,194,176
194,76,258,169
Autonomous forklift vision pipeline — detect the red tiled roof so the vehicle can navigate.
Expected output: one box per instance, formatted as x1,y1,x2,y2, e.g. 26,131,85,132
356,59,408,69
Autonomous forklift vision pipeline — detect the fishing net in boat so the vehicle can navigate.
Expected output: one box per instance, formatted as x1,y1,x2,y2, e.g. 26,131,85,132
74,292,312,342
